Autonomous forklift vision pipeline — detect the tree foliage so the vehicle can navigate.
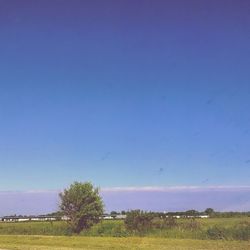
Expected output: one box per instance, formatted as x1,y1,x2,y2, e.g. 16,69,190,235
59,181,104,233
205,208,215,215
124,210,154,233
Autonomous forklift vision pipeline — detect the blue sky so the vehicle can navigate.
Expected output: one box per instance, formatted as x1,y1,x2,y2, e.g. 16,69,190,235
0,0,250,212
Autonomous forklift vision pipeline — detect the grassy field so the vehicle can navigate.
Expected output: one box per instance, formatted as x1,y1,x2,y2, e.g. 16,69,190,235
0,217,249,240
0,217,249,249
0,221,68,236
0,235,249,250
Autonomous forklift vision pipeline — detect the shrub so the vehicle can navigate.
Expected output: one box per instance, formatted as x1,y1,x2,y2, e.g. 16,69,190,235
124,210,154,234
207,226,227,240
151,217,163,229
182,219,201,231
231,221,250,240
163,216,177,229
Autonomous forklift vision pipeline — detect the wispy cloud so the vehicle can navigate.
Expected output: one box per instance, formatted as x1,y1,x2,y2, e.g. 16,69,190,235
101,185,250,192
1,185,250,194
0,190,61,195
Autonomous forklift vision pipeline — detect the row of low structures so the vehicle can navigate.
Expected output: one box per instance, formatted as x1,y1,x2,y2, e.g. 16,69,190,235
0,215,69,222
167,215,209,218
1,214,209,222
0,214,126,222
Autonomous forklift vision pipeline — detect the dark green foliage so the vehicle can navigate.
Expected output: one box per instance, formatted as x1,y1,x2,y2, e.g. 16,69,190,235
232,221,250,240
81,220,129,237
212,211,250,218
151,216,177,229
46,211,64,218
204,208,215,215
164,216,178,228
206,226,228,240
124,210,154,233
59,181,104,234
224,221,250,241
110,211,118,219
185,210,199,216
182,219,201,231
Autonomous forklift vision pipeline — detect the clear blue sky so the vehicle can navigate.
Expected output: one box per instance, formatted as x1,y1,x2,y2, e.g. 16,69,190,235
1,0,250,191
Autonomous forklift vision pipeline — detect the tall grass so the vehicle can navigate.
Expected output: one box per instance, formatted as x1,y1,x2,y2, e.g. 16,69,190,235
0,221,68,235
0,217,249,240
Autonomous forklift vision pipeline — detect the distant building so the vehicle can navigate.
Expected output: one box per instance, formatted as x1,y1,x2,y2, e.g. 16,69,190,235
100,214,127,220
1,213,128,222
1,215,61,222
115,214,127,219
61,215,70,221
173,215,181,218
164,214,210,219
197,215,209,218
102,215,113,220
1,216,25,222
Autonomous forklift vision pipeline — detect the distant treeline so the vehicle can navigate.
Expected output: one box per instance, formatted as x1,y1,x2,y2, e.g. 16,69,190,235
106,209,250,218
211,212,250,218
5,209,250,219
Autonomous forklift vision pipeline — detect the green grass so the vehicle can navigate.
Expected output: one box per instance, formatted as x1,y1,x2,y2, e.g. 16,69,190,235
0,221,68,235
0,218,249,249
191,217,250,228
0,235,249,250
0,217,249,240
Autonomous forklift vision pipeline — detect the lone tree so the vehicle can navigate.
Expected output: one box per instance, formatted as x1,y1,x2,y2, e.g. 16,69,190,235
59,181,104,233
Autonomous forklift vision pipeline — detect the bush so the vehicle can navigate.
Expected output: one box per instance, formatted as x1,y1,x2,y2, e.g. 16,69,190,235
231,221,250,240
207,226,227,240
151,217,164,229
111,224,130,237
206,222,250,241
124,210,154,234
125,211,179,234
182,219,201,231
163,217,177,229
